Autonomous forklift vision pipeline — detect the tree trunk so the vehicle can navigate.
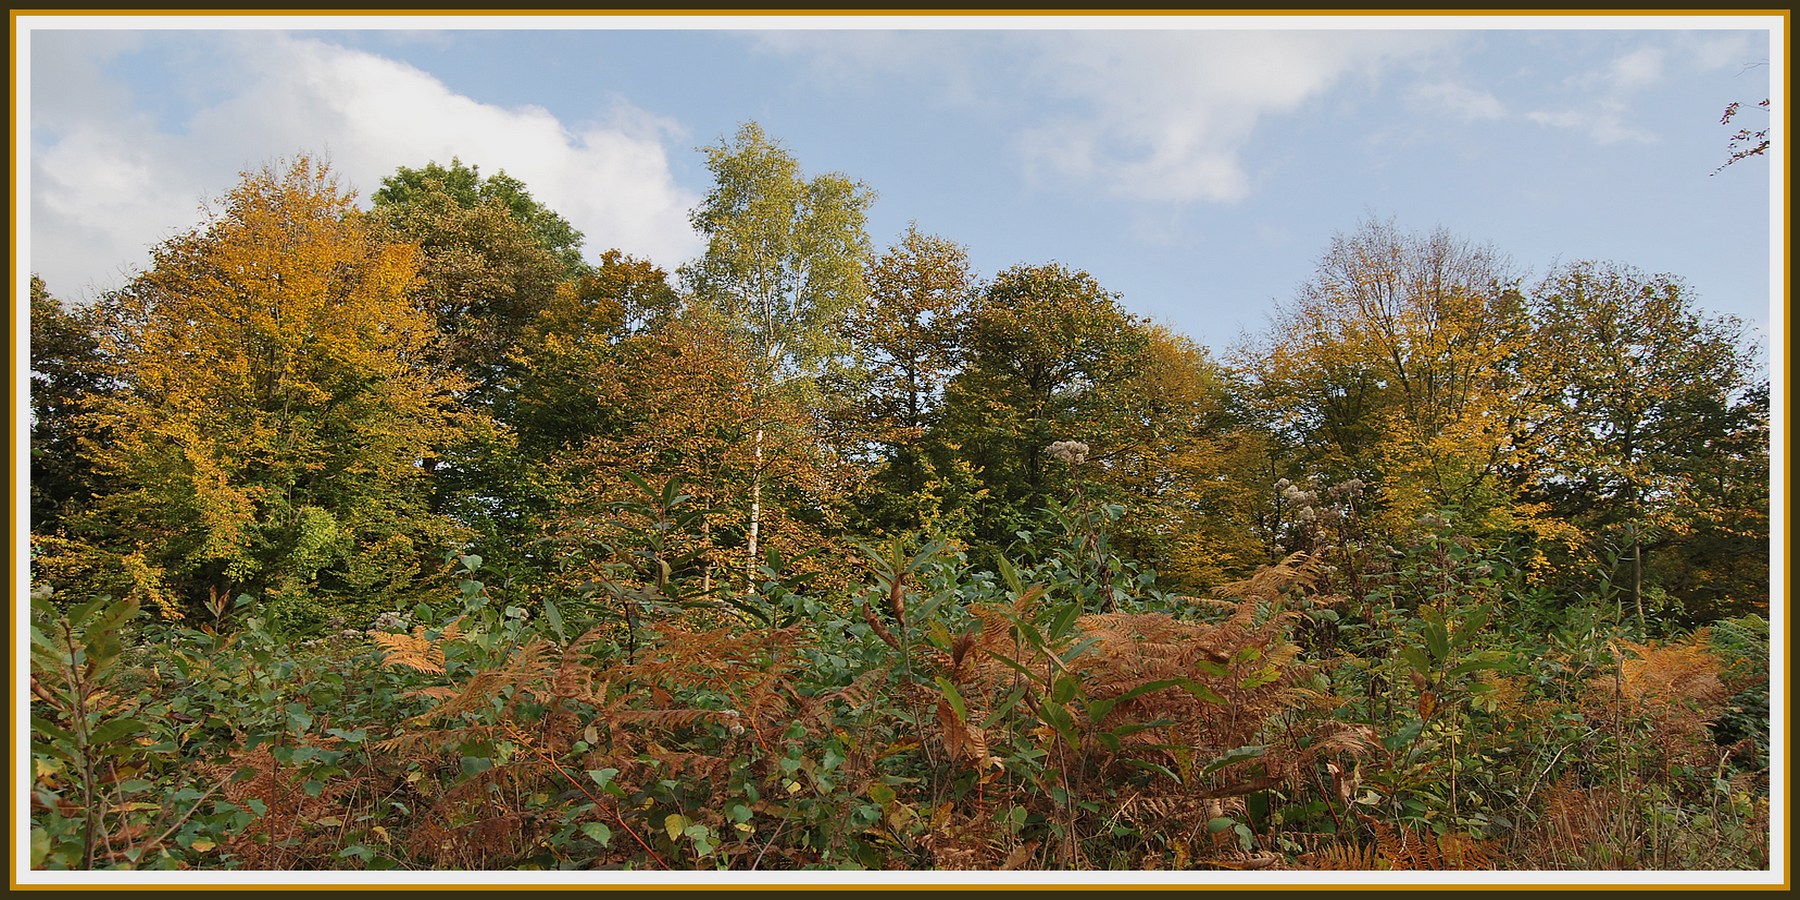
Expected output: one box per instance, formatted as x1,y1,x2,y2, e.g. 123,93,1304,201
1632,530,1645,631
747,423,764,590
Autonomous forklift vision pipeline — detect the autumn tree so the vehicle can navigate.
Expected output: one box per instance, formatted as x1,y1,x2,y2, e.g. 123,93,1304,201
550,313,854,605
370,162,573,413
29,276,114,534
840,225,981,535
1238,220,1535,536
1092,325,1264,591
509,250,681,460
56,157,464,626
936,262,1150,555
678,121,874,583
1519,261,1764,626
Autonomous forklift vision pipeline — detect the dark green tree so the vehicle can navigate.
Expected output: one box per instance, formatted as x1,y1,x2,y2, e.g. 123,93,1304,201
29,276,113,534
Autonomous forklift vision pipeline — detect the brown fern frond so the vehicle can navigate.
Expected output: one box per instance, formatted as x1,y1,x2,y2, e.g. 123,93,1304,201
1301,840,1381,870
373,723,504,755
608,707,733,729
822,666,889,716
372,627,445,674
402,686,460,702
1212,551,1326,603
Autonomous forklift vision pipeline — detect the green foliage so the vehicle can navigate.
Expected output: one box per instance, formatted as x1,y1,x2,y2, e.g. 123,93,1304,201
681,120,875,389
29,275,113,533
373,157,587,276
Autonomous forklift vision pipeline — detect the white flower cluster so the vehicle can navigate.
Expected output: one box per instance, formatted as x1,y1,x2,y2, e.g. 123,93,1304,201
1047,440,1090,465
367,610,412,634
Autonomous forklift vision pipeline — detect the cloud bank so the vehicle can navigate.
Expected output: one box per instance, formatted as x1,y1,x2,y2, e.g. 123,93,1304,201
28,31,702,301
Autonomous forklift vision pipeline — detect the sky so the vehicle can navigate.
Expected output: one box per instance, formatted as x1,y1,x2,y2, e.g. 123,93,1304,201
17,13,1783,368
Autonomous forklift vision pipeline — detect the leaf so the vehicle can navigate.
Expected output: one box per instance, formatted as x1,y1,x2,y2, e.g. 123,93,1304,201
1087,679,1184,724
664,813,688,842
1423,621,1450,661
1176,678,1227,705
1202,744,1266,776
1399,645,1432,676
934,677,968,721
580,822,613,847
88,717,147,747
542,596,567,644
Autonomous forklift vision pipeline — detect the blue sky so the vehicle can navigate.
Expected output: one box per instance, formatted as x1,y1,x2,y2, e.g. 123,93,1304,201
19,14,1782,365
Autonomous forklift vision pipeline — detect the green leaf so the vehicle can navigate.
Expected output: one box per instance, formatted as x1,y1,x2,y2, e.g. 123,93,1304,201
1123,758,1184,782
580,821,613,847
1193,659,1230,679
1058,634,1099,666
88,716,147,747
664,813,688,842
1207,816,1236,834
1399,645,1432,675
1423,621,1450,661
1202,744,1265,776
542,597,567,644
1176,678,1226,705
1039,700,1079,745
285,703,313,735
1087,679,1183,724
1446,652,1507,678
1457,603,1493,647
586,768,619,789
997,555,1025,597
934,677,968,720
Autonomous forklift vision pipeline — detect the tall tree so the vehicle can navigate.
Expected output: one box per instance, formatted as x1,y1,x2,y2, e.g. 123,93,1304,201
1238,219,1534,534
550,314,853,604
373,158,587,276
937,262,1148,554
842,225,977,534
678,121,874,583
370,165,571,413
29,276,113,534
1521,260,1762,625
509,250,680,460
60,157,463,625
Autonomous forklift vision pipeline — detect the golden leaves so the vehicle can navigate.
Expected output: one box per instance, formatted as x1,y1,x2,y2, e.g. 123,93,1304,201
371,620,461,675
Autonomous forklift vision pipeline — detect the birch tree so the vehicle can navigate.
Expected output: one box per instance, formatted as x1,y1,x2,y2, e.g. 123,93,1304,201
679,122,874,586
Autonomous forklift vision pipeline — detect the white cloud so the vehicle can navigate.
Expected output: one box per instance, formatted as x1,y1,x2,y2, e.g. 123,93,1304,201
1520,42,1680,147
1525,105,1654,145
754,28,1450,207
1410,81,1506,121
1009,30,1448,204
28,31,701,301
1605,47,1666,90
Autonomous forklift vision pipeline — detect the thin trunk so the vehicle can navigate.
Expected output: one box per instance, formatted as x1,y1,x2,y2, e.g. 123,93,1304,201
747,423,764,589
701,517,713,595
1632,531,1645,631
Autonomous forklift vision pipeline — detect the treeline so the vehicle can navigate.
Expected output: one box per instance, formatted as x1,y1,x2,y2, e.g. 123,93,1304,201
27,122,1771,872
29,124,1766,632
